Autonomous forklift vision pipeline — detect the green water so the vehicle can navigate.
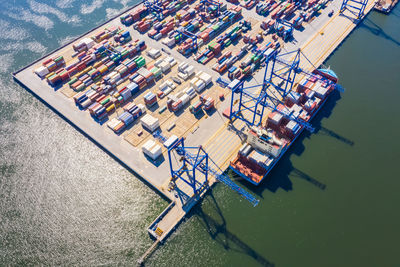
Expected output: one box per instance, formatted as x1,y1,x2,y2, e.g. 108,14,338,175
148,7,400,267
1,1,399,266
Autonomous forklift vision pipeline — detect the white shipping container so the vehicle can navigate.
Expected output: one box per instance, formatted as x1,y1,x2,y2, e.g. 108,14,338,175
168,80,176,89
34,66,49,78
137,103,146,113
159,81,170,91
185,65,195,76
147,48,161,59
82,37,95,49
164,87,172,96
184,86,196,99
159,61,171,73
142,140,162,160
155,58,164,68
178,72,188,81
199,72,212,86
178,62,188,72
194,80,205,92
162,37,175,47
111,72,121,80
163,135,178,148
81,98,93,109
190,77,199,87
179,94,190,106
140,114,160,132
107,118,120,130
165,56,177,67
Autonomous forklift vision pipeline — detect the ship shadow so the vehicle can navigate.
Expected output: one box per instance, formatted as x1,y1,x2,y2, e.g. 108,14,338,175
189,191,275,267
231,90,347,197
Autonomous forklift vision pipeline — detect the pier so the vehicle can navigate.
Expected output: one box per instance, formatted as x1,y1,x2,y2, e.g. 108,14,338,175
13,0,376,263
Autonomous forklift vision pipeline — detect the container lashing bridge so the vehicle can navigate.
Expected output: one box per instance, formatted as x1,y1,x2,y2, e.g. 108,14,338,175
168,138,260,207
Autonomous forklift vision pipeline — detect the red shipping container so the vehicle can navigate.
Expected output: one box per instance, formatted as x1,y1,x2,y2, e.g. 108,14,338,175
71,80,82,89
68,67,77,77
42,58,53,66
96,95,107,103
76,62,86,71
60,72,69,81
219,65,227,73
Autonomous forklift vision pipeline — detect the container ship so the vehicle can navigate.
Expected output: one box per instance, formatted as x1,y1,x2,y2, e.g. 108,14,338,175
229,69,338,185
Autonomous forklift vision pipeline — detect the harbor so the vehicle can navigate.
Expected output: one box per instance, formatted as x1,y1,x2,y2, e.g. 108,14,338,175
12,0,378,263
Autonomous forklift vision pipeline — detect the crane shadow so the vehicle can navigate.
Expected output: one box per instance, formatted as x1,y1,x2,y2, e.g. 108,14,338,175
317,126,355,146
291,168,326,190
227,121,248,142
192,191,275,267
359,17,400,46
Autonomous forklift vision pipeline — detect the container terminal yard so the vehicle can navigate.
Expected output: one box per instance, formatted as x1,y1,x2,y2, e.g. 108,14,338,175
13,0,376,263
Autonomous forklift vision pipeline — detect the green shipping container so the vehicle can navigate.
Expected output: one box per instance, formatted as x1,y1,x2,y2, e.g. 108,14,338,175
68,77,78,85
54,56,63,62
93,76,102,82
137,58,146,68
48,73,58,81
101,98,110,106
134,56,144,63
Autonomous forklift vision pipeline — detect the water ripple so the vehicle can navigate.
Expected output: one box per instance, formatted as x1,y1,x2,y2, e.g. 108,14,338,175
28,0,81,25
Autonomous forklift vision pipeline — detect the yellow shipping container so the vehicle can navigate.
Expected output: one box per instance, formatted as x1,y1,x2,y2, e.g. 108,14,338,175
82,66,93,75
93,61,102,68
45,71,55,79
106,104,115,113
98,65,108,74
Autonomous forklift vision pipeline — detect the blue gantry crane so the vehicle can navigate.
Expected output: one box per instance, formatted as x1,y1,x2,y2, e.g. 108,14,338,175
229,79,316,132
200,0,222,16
228,49,314,129
103,45,123,63
174,28,198,52
143,0,164,20
340,0,369,19
168,138,259,207
274,19,294,42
